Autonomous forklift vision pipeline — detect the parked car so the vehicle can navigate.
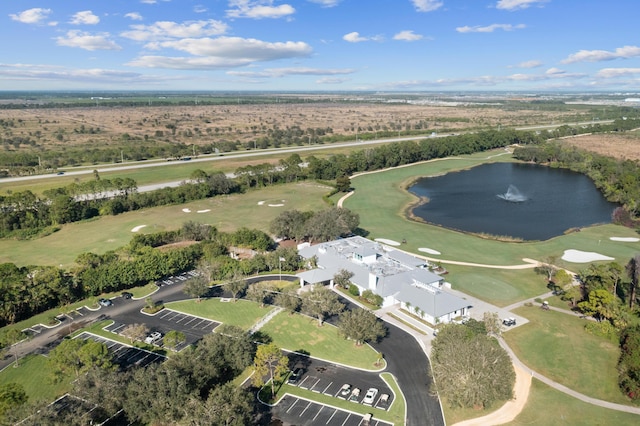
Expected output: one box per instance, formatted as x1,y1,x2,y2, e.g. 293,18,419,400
503,317,516,326
121,292,133,299
348,388,361,402
339,384,352,397
144,332,163,345
287,368,303,384
98,298,113,307
362,388,378,405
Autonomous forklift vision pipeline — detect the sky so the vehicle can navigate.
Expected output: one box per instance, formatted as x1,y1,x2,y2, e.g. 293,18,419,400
1,0,639,92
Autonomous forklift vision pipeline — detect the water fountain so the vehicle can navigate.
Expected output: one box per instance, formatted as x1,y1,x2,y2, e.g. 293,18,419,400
497,185,527,202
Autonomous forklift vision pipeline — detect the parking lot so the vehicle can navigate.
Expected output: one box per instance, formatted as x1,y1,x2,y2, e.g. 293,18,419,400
273,395,393,426
76,332,165,369
156,270,199,286
288,359,393,410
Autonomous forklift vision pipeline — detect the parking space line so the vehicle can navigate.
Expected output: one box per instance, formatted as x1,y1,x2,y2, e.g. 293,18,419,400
312,405,324,421
326,409,338,424
158,311,174,319
341,413,351,426
286,399,298,413
299,401,312,417
322,381,333,395
298,376,311,389
173,314,188,323
310,378,321,392
184,317,197,326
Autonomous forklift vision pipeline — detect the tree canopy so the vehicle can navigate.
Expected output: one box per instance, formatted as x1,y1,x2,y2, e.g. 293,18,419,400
337,308,387,346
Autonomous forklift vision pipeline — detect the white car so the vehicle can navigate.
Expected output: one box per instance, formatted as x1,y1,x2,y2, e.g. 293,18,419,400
362,388,378,405
144,331,163,345
339,384,351,397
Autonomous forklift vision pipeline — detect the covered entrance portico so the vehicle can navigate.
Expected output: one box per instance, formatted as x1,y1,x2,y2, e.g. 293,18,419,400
296,269,336,289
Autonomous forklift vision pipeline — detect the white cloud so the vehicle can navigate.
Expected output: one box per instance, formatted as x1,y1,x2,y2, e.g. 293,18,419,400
343,32,384,43
456,23,525,33
122,20,229,41
562,45,640,64
316,77,349,84
227,67,355,78
393,30,423,41
56,30,122,51
496,0,549,11
9,8,52,24
194,5,208,13
515,60,542,68
226,0,295,19
0,64,170,85
307,0,342,7
125,12,144,21
411,0,443,12
70,10,100,25
595,68,640,78
128,36,312,69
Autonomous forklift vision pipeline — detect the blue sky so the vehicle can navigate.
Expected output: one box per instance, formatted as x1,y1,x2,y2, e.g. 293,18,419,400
1,0,639,92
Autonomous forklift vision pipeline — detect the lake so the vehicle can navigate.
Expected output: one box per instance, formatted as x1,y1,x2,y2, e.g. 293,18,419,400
408,162,618,241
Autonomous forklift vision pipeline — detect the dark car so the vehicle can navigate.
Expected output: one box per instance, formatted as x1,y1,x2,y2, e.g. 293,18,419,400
287,368,303,385
121,292,133,299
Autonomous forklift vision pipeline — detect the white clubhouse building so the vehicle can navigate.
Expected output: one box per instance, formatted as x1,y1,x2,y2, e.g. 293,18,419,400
297,236,471,325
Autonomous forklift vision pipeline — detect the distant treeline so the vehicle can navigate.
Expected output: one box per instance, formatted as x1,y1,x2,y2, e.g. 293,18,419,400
0,129,540,239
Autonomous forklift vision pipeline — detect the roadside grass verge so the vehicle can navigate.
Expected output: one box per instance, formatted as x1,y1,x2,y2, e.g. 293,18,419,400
260,311,381,371
75,320,169,356
445,265,548,307
380,372,406,425
503,306,629,405
0,182,331,267
0,354,71,402
507,379,640,425
167,298,275,330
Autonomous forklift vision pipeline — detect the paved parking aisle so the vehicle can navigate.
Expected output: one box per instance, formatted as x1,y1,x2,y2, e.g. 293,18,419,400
156,309,219,332
274,395,393,426
75,332,165,369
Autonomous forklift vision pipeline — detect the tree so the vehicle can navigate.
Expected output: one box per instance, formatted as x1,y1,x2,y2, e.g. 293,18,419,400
184,275,210,301
0,329,25,366
577,288,616,322
274,288,301,314
164,330,186,350
269,209,309,241
252,343,289,398
304,207,360,243
333,269,354,289
535,256,558,282
121,323,149,344
246,282,274,307
184,384,254,426
0,383,27,417
335,175,351,192
337,309,387,346
73,367,130,417
48,339,114,381
431,324,514,409
301,285,344,326
224,275,248,301
618,325,640,400
626,255,640,309
483,312,502,336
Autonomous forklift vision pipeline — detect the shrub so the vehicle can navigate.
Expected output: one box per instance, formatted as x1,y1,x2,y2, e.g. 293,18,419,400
348,284,360,297
361,290,383,307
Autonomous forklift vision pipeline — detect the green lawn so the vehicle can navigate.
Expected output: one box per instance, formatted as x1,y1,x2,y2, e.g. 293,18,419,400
445,265,548,307
0,182,331,267
503,306,630,405
0,354,71,402
167,298,275,330
507,379,640,425
260,311,381,371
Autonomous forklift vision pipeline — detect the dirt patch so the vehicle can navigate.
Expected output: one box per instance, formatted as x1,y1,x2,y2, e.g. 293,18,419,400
561,132,640,160
156,240,199,251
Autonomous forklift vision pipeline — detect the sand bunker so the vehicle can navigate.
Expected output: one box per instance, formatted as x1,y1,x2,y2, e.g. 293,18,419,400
268,204,285,207
131,225,147,233
419,248,441,255
610,237,640,242
562,249,614,263
257,201,265,205
197,209,211,213
182,208,191,213
375,238,401,246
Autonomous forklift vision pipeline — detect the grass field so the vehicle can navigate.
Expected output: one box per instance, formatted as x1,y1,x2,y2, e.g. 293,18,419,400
0,354,71,402
503,306,629,405
507,379,640,425
167,298,276,330
260,311,381,371
0,182,331,267
445,265,547,307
